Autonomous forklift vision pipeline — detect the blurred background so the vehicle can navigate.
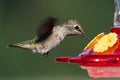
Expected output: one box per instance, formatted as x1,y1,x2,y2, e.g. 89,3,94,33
0,0,119,80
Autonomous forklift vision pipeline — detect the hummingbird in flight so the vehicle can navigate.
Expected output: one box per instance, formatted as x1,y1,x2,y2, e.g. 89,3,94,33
8,17,90,56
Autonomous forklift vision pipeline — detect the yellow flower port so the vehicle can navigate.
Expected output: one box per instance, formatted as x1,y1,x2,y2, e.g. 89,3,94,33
84,32,118,54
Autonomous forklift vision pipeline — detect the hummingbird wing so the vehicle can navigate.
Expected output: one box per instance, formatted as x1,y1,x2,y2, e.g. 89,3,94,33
35,17,57,42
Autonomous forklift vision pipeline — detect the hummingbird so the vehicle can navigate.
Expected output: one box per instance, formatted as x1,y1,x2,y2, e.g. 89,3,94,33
8,17,90,56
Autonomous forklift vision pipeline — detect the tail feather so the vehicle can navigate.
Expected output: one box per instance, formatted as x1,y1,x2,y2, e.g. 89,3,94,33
7,44,21,48
7,39,39,52
7,44,32,50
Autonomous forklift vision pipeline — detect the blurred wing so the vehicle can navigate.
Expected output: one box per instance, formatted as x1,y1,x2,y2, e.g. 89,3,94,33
35,17,57,42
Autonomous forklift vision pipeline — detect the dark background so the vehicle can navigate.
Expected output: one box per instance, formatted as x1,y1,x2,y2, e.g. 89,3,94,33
0,0,119,80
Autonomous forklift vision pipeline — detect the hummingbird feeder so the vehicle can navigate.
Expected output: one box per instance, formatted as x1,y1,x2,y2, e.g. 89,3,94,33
55,0,120,79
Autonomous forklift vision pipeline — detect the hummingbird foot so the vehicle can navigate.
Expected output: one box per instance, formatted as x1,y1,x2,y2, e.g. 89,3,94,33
43,52,49,57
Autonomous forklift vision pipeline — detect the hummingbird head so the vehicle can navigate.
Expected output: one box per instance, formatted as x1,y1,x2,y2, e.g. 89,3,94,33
64,20,90,40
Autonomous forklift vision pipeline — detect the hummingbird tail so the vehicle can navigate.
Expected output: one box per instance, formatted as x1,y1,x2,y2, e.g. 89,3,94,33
7,40,36,50
8,44,21,48
7,44,32,50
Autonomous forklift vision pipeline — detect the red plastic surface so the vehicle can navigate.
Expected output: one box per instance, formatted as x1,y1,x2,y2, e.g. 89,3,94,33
70,55,120,66
81,66,120,78
55,55,120,66
55,56,72,62
111,27,120,37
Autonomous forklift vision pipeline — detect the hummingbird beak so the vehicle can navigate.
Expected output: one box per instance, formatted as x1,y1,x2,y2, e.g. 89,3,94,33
82,33,91,41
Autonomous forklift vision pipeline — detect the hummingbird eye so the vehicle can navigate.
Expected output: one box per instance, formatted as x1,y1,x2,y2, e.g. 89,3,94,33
74,25,80,30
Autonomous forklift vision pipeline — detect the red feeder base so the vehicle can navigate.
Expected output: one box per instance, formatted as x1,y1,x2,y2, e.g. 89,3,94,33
81,66,120,78
55,55,120,78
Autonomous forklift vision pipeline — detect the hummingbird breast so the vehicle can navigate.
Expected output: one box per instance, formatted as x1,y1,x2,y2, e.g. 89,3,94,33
39,26,67,53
